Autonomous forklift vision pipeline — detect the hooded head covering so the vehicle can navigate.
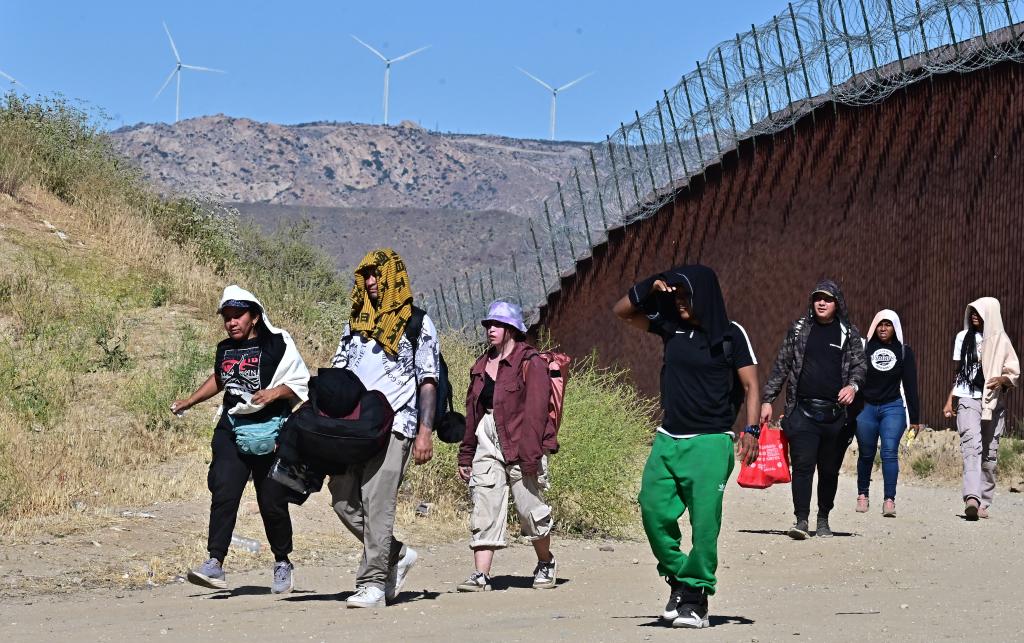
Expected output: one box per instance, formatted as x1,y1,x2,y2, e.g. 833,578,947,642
216,285,310,414
959,297,1020,419
349,248,414,356
657,264,731,347
866,309,904,344
806,279,855,331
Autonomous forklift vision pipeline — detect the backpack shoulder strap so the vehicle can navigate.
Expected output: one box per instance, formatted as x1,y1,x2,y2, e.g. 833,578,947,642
405,306,426,356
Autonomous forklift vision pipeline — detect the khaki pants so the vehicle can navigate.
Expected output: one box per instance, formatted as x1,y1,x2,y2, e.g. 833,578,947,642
469,412,553,549
957,397,1005,508
328,432,412,590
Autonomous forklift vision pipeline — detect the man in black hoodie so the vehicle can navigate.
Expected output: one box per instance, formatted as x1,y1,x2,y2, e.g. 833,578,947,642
614,264,760,629
760,279,866,539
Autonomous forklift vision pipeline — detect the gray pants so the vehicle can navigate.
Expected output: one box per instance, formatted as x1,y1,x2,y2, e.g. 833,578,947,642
956,397,1005,507
328,432,412,590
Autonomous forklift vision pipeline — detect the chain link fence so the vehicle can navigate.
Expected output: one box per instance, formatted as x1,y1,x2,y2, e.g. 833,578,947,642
430,0,1024,335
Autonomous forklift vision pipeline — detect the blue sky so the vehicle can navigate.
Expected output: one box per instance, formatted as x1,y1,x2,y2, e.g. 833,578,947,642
4,0,781,140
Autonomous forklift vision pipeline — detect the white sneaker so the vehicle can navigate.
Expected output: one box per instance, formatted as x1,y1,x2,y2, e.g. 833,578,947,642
532,556,557,589
384,547,418,603
346,585,385,608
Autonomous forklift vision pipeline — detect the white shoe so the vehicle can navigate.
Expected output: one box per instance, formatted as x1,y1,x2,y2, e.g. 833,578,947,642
384,547,418,603
346,585,385,608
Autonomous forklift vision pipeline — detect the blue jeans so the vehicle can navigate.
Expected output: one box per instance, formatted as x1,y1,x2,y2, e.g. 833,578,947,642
855,399,907,499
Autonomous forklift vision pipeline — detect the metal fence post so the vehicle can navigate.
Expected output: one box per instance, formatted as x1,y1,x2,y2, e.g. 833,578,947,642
836,0,859,84
543,201,563,277
716,47,739,140
573,166,595,249
487,265,496,301
634,111,658,193
681,76,706,169
789,3,816,101
696,62,722,156
943,0,961,54
452,276,466,331
589,148,611,233
772,15,796,120
751,25,774,117
605,135,628,218
511,251,524,308
655,100,675,182
817,0,839,115
528,219,549,295
663,90,691,177
619,122,643,204
438,283,453,330
556,181,578,263
883,0,907,74
857,0,882,81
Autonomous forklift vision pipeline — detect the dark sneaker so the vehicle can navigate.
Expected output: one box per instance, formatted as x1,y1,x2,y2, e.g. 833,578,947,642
271,561,294,594
671,588,710,629
662,581,687,621
187,558,227,590
456,571,493,592
788,519,810,540
816,515,833,538
965,499,980,521
532,556,557,589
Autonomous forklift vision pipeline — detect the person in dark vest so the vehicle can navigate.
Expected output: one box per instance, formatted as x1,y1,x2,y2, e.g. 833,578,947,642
614,265,760,629
760,280,866,540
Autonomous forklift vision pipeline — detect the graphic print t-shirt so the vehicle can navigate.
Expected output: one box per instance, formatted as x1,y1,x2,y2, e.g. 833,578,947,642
648,318,757,436
951,330,984,399
215,332,288,422
862,338,904,405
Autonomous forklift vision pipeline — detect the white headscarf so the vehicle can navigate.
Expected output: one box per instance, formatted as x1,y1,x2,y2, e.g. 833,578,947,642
218,285,310,416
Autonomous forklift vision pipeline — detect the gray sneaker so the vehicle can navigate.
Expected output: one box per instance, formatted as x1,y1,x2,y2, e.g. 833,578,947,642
816,515,833,538
788,520,810,540
187,558,227,589
456,571,492,592
271,561,294,594
532,556,557,589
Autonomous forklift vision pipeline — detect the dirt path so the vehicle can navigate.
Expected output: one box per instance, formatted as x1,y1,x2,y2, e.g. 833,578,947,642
3,474,1022,642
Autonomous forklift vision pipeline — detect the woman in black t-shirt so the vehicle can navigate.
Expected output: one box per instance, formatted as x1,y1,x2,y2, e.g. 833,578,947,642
171,286,309,594
855,310,920,517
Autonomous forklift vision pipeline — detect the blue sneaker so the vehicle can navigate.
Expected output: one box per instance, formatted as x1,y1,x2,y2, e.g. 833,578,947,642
187,558,227,589
271,561,294,594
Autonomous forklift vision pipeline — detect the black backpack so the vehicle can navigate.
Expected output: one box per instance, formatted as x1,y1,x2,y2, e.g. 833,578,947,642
406,306,466,444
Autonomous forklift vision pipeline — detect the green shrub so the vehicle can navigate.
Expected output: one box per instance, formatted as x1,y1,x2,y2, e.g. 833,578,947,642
911,454,936,477
123,323,212,429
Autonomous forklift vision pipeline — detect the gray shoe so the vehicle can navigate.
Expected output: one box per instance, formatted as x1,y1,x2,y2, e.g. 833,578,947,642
532,556,557,589
187,558,227,589
788,520,809,540
816,515,833,538
457,571,492,592
271,561,294,594
384,547,418,603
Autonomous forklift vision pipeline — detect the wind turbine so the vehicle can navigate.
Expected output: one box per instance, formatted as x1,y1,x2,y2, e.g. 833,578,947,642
351,35,429,126
154,21,225,123
517,68,593,140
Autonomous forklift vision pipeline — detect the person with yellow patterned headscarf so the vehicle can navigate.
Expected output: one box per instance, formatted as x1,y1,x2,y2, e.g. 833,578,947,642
328,248,440,609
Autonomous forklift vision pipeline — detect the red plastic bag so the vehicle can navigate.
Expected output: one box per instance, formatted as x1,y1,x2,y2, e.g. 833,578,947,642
737,426,791,489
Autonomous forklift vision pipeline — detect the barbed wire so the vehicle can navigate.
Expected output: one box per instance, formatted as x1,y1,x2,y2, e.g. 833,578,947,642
432,0,1024,334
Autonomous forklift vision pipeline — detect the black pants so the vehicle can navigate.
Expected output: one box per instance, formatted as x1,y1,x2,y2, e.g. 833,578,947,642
207,426,293,562
783,409,850,521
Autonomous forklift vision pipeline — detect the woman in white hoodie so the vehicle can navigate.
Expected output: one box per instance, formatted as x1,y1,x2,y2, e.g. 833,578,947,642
942,297,1019,520
855,310,920,517
172,286,310,592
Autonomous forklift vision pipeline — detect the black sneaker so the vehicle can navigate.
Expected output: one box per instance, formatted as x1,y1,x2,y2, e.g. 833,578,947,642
816,515,833,538
788,519,810,540
671,587,710,629
662,580,687,621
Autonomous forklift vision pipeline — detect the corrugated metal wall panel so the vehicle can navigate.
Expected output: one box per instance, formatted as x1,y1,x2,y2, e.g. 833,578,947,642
538,61,1024,433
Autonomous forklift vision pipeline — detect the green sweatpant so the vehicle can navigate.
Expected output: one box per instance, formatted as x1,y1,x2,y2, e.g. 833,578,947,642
638,432,735,595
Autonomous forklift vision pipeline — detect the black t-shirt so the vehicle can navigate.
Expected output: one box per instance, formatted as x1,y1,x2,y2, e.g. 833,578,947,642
215,331,289,423
649,318,756,436
480,373,495,410
796,320,844,400
863,338,920,423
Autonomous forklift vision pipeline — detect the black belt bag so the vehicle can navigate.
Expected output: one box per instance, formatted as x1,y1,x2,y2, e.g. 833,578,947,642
797,397,846,424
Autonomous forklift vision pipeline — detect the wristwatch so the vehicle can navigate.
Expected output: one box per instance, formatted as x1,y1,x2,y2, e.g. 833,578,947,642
742,424,761,438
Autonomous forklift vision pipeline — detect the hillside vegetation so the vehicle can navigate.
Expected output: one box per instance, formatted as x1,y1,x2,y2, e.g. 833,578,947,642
0,95,657,559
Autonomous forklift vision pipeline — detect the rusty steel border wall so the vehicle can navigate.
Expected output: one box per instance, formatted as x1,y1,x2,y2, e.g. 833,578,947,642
534,59,1024,431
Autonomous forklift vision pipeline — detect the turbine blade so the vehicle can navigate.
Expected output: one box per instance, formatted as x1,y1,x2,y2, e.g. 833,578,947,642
516,67,553,92
181,64,226,73
389,45,430,64
162,21,181,62
557,71,594,92
351,35,388,62
154,68,177,99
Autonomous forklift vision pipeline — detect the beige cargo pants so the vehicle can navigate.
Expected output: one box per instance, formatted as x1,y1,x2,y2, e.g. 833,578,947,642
469,412,553,549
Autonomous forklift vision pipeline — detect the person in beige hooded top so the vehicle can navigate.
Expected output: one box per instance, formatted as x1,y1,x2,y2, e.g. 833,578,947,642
942,297,1020,520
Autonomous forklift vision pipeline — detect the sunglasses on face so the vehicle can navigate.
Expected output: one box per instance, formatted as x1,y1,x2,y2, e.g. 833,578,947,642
813,294,836,303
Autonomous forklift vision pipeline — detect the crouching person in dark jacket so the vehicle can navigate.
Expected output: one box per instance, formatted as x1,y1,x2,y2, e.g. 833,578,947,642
760,279,866,540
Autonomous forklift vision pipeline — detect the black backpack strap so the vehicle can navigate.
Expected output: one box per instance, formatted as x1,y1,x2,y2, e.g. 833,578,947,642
405,305,425,356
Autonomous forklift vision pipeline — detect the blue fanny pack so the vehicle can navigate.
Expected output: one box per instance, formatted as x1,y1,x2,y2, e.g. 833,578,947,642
228,413,287,456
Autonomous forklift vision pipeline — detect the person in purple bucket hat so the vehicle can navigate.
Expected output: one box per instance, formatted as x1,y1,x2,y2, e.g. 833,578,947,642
455,300,559,592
